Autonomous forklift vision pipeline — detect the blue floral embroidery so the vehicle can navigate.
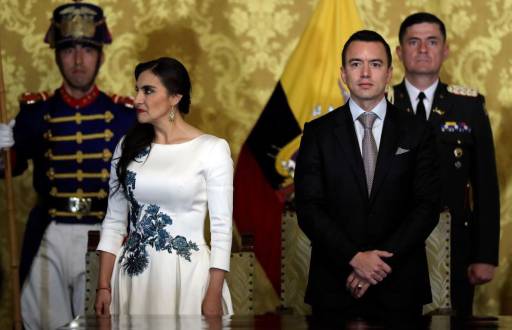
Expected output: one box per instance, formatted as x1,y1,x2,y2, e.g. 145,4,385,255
126,171,136,190
125,170,140,228
119,170,199,277
171,236,199,261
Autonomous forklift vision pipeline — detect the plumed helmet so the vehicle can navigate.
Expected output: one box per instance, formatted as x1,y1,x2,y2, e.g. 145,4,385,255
44,1,112,49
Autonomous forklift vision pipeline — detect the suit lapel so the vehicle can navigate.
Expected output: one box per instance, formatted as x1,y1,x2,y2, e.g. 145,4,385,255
370,103,399,204
333,104,368,198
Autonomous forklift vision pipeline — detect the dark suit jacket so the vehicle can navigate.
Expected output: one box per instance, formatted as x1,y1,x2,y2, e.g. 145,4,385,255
294,101,440,313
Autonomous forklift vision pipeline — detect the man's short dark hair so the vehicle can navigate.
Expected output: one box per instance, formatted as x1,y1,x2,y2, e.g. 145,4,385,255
341,30,392,68
399,12,446,44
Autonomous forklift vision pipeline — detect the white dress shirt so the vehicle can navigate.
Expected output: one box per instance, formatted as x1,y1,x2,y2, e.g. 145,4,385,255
349,97,387,154
404,79,439,120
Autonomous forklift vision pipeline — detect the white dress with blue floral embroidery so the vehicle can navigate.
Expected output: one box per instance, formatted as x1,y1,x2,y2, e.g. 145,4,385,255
97,134,233,315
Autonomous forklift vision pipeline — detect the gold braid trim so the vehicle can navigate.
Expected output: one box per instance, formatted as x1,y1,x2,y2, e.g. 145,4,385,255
46,149,112,163
47,168,110,182
44,129,113,143
44,111,114,124
49,188,108,199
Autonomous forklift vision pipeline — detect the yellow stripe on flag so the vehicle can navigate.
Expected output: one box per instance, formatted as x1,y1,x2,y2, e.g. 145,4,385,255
275,0,363,180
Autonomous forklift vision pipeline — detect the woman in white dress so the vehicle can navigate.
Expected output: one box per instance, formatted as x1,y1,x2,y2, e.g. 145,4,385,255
94,57,233,316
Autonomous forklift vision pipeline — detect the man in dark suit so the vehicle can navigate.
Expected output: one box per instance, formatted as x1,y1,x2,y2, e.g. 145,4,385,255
295,30,440,322
391,12,500,316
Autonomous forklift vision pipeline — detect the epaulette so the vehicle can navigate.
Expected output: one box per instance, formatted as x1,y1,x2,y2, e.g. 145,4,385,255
447,84,478,97
19,91,51,105
110,94,134,108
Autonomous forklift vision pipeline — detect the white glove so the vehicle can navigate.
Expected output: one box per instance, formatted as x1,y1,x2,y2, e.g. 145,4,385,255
0,119,15,149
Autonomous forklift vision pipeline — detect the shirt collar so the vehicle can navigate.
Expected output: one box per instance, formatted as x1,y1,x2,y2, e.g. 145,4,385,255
349,97,387,123
404,78,439,103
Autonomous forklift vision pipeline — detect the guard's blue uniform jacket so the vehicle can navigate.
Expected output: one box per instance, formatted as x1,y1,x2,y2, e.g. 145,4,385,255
13,85,136,285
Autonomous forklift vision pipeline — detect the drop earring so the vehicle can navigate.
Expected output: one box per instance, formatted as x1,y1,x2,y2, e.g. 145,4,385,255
169,106,176,122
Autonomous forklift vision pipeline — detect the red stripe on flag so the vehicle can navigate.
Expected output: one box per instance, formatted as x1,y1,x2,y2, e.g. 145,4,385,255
234,144,285,294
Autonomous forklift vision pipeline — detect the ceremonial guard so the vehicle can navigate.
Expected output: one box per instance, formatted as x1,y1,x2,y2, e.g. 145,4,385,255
0,2,135,328
391,12,500,316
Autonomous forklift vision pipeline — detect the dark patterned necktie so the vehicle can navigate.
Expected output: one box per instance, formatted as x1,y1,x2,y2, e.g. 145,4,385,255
416,91,427,120
357,112,378,195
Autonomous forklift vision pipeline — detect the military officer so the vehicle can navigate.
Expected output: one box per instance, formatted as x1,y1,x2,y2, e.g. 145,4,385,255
390,12,500,315
0,2,136,328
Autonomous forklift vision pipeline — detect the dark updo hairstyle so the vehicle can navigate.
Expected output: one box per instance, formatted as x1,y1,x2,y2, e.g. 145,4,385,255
115,57,192,194
134,57,191,114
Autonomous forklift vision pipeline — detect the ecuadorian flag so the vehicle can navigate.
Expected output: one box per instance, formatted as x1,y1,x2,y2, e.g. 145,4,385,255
234,0,363,295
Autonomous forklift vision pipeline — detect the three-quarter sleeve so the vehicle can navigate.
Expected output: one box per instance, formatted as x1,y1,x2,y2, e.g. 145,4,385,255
206,138,233,271
97,138,129,255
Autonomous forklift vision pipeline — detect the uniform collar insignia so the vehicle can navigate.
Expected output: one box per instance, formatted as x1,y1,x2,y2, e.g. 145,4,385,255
59,85,100,109
432,107,445,116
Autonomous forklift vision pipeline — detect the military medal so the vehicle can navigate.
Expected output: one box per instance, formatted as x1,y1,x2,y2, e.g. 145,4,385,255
454,147,463,158
441,121,472,133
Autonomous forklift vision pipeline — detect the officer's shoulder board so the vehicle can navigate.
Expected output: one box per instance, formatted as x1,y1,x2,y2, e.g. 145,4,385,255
110,94,134,109
447,84,479,97
19,91,51,105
